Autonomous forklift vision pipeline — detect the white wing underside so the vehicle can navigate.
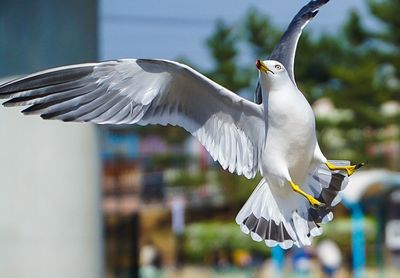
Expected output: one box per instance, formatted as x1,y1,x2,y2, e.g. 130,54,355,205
0,59,265,178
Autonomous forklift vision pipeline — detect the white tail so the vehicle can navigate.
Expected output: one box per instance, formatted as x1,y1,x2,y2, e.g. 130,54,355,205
235,160,350,249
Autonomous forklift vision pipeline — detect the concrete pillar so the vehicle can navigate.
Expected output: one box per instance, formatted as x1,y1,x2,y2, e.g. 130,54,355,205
0,108,102,278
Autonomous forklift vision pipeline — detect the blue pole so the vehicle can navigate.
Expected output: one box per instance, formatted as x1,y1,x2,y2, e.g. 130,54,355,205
350,202,366,278
271,246,284,277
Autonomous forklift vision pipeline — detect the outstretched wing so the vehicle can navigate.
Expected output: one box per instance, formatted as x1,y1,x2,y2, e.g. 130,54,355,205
255,0,329,104
0,59,265,178
270,0,330,83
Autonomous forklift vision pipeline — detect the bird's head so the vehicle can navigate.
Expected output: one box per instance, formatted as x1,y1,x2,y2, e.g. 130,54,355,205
256,59,291,91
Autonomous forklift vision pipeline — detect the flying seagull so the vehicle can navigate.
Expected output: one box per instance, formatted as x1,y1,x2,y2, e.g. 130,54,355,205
0,0,362,249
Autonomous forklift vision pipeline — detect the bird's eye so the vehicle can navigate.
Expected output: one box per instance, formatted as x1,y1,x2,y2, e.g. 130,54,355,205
275,65,282,70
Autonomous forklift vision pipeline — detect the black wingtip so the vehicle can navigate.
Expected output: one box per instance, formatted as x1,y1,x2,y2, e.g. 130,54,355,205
355,162,366,170
40,114,51,120
61,117,75,122
314,0,330,4
2,99,15,107
21,105,39,114
311,10,319,18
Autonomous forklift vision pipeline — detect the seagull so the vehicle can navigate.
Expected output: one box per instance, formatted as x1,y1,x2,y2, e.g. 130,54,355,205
0,0,362,249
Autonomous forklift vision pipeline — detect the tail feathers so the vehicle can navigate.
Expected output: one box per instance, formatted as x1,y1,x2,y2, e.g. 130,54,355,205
236,178,312,249
236,160,350,249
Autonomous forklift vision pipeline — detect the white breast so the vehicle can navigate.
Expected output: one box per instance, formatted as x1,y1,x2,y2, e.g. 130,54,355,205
261,86,317,184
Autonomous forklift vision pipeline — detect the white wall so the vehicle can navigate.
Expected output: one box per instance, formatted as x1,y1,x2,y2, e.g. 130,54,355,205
0,108,102,278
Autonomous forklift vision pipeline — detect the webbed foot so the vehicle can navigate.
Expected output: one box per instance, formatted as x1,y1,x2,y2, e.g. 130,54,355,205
325,161,365,176
289,181,326,207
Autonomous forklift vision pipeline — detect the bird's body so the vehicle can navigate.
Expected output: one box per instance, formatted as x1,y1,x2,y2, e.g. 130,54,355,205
257,59,320,183
233,60,341,249
0,0,362,249
261,77,318,184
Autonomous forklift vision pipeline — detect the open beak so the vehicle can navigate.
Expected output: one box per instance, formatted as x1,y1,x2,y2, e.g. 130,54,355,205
256,60,270,74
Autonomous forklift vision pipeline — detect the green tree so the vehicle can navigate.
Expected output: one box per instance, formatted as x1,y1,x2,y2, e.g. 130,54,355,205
368,0,400,102
205,20,250,92
343,9,370,46
369,0,400,47
243,8,280,58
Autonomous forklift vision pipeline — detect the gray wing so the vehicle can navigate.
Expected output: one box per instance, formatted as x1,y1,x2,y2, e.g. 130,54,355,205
270,0,329,82
0,59,265,178
255,0,329,104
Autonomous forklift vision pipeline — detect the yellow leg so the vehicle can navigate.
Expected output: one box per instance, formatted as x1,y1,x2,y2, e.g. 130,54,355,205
325,162,365,176
289,181,325,207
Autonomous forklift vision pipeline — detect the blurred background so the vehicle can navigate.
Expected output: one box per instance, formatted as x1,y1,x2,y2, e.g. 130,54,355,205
0,0,399,277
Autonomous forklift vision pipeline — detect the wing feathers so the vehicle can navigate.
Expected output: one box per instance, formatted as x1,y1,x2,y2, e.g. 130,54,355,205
255,0,330,104
36,85,104,118
270,0,329,82
0,59,265,178
2,79,86,107
0,64,95,96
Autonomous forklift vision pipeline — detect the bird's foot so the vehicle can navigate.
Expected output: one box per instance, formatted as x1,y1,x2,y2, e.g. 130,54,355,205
289,181,325,207
325,162,365,176
308,196,326,208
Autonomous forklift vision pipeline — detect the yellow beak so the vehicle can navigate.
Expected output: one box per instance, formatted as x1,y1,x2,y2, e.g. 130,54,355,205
256,60,269,73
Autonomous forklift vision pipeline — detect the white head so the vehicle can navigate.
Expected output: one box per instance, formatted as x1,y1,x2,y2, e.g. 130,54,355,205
256,59,291,91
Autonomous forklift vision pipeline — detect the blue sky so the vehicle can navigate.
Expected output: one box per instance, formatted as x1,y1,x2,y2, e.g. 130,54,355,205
99,0,375,69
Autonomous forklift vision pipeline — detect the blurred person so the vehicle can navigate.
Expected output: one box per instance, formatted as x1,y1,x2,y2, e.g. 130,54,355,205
292,246,313,276
212,248,232,270
140,241,162,278
316,240,342,278
232,249,252,268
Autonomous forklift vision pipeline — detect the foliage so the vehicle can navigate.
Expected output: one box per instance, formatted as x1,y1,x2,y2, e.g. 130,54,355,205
182,217,377,263
243,8,280,58
205,20,251,92
183,221,270,262
343,10,370,46
167,171,207,188
368,0,400,47
134,125,188,145
151,153,191,169
217,171,261,205
317,216,377,247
